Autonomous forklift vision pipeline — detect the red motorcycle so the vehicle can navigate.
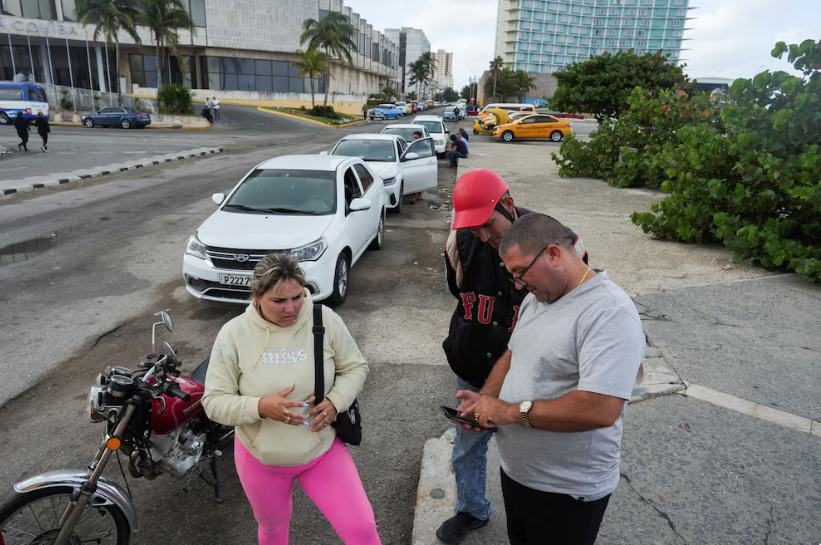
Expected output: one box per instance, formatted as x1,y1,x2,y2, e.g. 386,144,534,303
0,311,233,545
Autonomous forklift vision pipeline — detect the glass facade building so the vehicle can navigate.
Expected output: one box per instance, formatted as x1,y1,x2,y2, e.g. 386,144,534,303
494,0,692,74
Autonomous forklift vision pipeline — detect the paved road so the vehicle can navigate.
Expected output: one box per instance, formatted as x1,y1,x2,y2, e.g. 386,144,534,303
0,108,456,544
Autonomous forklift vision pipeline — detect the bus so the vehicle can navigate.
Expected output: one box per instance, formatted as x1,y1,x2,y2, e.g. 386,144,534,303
0,83,50,125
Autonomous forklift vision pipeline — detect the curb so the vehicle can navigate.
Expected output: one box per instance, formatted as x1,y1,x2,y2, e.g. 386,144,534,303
256,107,369,129
50,122,210,130
0,147,224,196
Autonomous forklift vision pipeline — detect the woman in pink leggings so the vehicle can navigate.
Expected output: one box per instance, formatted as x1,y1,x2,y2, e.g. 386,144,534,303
203,254,381,544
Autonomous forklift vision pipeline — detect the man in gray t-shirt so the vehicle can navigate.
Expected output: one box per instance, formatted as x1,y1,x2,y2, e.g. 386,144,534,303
457,214,644,545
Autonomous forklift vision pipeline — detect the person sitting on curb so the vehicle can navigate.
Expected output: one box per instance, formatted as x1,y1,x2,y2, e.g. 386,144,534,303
446,133,468,169
437,170,588,544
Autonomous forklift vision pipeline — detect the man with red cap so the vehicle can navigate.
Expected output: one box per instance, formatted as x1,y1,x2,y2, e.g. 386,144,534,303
436,169,588,543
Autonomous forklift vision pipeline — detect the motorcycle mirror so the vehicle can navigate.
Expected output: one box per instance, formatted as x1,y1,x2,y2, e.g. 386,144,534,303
160,310,173,333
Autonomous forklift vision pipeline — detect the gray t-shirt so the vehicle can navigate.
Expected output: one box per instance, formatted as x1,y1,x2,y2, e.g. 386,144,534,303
497,271,645,499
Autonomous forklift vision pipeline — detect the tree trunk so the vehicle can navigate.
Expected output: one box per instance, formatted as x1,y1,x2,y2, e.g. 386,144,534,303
493,76,497,101
323,48,330,107
155,41,162,111
115,40,122,106
309,75,315,108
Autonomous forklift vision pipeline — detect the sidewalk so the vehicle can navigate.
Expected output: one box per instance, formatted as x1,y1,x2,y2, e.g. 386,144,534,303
412,140,821,544
0,146,223,196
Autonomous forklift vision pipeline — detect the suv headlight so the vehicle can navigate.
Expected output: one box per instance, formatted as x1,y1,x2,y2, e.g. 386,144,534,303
289,239,327,261
382,176,396,186
185,233,207,260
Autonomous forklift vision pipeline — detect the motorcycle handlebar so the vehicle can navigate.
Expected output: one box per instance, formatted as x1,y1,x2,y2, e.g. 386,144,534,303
164,382,191,402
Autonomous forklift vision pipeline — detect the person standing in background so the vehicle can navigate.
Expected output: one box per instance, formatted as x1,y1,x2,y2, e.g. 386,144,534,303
213,97,221,121
35,112,50,152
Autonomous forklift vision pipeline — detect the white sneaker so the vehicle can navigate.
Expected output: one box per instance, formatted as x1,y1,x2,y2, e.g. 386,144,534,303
40,146,45,152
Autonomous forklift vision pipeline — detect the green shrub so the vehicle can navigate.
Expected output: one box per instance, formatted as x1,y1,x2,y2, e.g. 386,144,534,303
632,39,821,282
59,89,73,112
308,105,337,119
158,83,194,114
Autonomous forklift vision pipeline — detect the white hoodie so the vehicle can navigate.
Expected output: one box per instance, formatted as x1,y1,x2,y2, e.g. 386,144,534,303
202,291,368,466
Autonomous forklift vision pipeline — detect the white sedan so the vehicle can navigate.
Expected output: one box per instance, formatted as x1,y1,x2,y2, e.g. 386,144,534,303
328,133,438,213
183,155,385,306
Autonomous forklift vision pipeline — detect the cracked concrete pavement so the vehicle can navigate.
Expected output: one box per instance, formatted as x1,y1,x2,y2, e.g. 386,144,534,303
412,139,821,544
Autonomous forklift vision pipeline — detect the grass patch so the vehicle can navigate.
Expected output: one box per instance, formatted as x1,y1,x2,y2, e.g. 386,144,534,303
261,107,359,126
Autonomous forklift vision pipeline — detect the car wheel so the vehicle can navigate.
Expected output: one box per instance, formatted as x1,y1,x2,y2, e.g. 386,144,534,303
369,212,385,251
120,118,131,129
84,118,94,128
0,112,9,125
473,129,479,135
328,252,350,307
390,182,404,214
550,130,564,142
502,130,515,142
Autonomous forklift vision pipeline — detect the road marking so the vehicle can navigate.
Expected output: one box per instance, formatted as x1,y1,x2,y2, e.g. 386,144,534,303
683,383,819,436
4,166,27,171
123,151,147,154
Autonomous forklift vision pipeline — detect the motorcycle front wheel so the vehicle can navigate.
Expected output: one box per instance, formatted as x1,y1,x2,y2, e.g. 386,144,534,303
0,486,130,545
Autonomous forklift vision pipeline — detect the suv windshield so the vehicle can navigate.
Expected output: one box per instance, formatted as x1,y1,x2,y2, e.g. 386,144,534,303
383,127,423,141
332,139,396,162
413,120,443,134
225,169,336,215
26,86,47,102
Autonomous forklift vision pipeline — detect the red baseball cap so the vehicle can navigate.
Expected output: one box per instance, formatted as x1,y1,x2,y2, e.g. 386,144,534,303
451,169,510,229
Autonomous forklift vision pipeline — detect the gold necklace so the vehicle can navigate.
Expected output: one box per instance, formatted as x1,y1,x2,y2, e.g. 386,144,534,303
575,266,592,289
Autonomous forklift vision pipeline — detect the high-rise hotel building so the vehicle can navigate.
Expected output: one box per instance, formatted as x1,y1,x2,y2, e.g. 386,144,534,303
494,0,693,74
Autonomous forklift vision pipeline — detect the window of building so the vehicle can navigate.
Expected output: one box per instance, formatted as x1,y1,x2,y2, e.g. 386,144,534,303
61,0,78,21
17,0,57,19
635,29,646,36
669,20,682,27
636,39,648,46
319,9,329,20
199,57,323,94
594,18,605,26
189,0,206,27
639,18,651,26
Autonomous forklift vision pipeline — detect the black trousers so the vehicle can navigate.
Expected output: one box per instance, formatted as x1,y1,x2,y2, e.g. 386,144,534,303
500,467,611,545
39,132,48,145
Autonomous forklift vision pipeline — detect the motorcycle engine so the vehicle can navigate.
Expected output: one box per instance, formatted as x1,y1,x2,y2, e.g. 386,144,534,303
143,425,207,479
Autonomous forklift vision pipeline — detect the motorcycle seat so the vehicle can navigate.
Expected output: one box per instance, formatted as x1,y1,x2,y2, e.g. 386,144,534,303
190,357,210,385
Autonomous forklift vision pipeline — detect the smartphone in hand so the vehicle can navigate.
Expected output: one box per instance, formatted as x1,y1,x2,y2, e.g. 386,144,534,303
440,405,498,432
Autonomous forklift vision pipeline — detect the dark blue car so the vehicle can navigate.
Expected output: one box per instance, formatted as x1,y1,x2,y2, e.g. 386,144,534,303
81,107,151,129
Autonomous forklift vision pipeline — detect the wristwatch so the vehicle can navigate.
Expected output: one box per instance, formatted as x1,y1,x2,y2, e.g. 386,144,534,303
519,400,533,427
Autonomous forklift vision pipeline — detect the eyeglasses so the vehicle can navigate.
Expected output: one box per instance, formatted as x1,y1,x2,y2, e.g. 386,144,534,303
509,246,547,287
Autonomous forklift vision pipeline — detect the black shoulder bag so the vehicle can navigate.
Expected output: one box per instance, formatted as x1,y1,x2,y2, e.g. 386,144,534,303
313,304,362,445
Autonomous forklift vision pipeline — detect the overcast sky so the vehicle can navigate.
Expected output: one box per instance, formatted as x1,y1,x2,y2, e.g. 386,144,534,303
343,0,818,89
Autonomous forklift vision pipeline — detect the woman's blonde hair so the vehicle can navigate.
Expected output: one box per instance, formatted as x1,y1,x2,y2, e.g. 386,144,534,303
251,253,306,297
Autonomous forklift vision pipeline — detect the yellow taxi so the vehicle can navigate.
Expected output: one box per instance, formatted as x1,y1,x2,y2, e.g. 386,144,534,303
492,113,573,143
473,108,515,134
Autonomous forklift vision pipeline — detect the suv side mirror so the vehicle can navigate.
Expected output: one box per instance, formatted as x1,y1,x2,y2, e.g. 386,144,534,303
319,151,329,156
402,152,420,162
212,193,225,205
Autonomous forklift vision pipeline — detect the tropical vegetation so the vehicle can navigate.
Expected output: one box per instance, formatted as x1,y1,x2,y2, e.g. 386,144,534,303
300,12,358,106
483,67,536,102
139,0,194,110
291,48,329,108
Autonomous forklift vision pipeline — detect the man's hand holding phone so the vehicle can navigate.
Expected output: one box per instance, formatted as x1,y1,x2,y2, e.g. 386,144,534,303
454,389,520,432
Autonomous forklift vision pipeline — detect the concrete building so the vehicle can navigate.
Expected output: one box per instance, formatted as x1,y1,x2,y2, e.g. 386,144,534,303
494,0,693,74
0,0,398,112
384,27,430,97
431,49,453,91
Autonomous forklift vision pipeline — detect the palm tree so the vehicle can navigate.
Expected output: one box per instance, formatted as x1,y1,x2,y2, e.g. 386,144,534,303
418,52,436,99
408,58,431,99
140,0,195,110
489,55,504,101
514,70,536,101
381,84,397,102
300,12,358,106
291,48,328,108
77,0,141,106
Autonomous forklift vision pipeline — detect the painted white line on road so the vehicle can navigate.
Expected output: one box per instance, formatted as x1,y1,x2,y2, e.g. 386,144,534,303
4,166,28,171
123,151,147,154
684,383,817,435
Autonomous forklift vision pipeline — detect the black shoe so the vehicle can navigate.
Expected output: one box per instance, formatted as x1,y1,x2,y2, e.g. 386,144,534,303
435,512,489,544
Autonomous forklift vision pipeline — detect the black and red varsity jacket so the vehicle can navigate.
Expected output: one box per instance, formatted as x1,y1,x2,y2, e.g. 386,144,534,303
442,208,588,388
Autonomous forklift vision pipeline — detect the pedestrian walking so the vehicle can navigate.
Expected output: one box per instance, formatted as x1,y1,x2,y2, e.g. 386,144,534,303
14,112,30,151
34,112,50,152
446,133,468,169
202,253,381,545
437,170,588,544
213,97,220,121
456,213,644,545
362,103,368,120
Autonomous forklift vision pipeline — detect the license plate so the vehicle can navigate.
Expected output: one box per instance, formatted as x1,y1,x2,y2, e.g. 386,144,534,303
219,274,251,286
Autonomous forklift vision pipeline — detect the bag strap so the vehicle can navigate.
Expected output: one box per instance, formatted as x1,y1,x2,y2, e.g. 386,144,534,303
312,304,326,404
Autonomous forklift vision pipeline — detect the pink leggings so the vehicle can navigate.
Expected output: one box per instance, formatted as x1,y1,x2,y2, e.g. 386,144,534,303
234,436,382,545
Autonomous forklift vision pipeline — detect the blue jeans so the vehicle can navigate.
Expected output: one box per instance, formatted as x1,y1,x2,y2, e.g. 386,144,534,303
452,376,494,520
448,151,466,167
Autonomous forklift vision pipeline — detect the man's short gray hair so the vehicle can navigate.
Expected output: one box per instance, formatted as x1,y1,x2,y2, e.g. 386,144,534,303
499,213,574,257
